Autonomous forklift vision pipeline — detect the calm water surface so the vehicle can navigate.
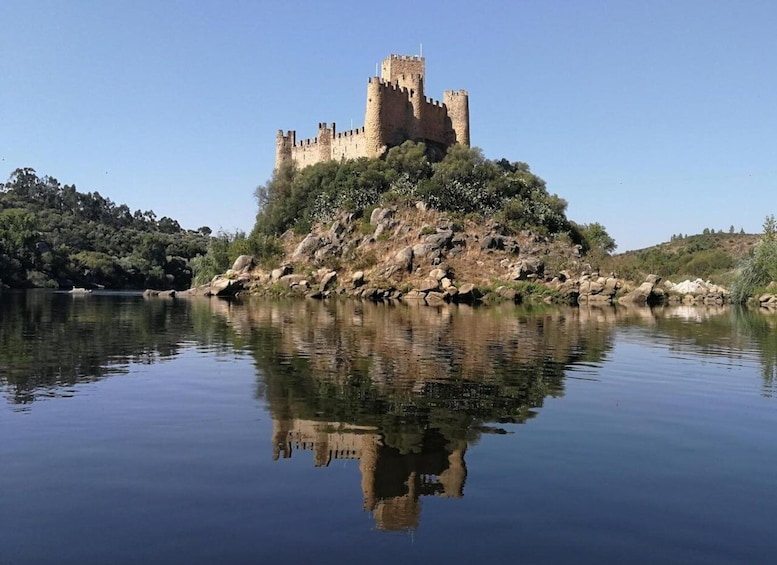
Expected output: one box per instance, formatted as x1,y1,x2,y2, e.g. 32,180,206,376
1,291,776,564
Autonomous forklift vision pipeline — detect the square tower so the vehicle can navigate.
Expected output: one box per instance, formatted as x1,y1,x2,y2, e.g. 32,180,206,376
380,54,425,93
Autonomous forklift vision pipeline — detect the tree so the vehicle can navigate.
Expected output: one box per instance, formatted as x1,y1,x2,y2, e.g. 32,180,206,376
578,222,616,255
763,214,776,242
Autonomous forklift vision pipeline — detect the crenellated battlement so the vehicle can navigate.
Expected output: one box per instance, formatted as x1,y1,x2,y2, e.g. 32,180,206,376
386,54,424,62
335,126,365,139
368,77,414,95
275,54,469,170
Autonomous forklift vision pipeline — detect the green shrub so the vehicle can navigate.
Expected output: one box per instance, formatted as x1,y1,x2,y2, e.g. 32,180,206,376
253,143,591,247
731,215,777,303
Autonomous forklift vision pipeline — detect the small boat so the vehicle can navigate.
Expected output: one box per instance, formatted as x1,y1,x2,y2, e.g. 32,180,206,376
69,287,92,294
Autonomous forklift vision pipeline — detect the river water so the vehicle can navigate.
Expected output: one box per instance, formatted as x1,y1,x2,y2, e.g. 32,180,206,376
1,291,776,564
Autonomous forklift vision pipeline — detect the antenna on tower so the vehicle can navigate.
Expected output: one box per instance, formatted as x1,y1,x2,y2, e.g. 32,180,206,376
419,43,423,57
375,62,378,77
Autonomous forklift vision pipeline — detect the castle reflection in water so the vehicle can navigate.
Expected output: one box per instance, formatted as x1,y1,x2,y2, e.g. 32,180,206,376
272,418,465,531
234,300,620,531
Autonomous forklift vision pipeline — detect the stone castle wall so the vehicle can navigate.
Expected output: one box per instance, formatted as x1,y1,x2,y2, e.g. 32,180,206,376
275,54,469,170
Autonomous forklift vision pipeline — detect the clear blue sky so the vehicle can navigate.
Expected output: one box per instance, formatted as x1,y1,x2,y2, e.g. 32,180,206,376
2,0,775,251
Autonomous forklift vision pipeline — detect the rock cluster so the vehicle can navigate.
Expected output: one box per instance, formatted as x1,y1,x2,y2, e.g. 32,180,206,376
575,274,621,304
755,293,777,308
662,278,729,305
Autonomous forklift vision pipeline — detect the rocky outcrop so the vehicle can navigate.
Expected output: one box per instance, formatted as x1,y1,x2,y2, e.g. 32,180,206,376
185,205,735,309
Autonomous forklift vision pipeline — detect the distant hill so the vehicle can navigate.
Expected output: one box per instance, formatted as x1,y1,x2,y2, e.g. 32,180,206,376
0,168,210,289
604,232,758,285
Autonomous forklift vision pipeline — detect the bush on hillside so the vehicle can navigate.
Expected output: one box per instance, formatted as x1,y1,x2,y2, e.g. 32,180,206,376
253,142,582,240
730,215,777,303
190,230,283,286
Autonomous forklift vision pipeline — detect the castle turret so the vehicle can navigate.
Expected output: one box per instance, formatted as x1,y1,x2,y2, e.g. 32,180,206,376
364,77,384,158
317,122,334,163
443,90,470,147
275,129,296,170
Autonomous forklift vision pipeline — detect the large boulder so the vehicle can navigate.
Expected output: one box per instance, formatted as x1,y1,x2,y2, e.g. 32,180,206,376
208,276,243,297
370,207,395,226
231,255,255,273
425,291,447,306
480,235,504,251
412,243,436,259
351,271,365,288
313,244,340,264
403,289,426,301
319,271,338,291
496,286,518,302
508,258,544,280
419,278,440,292
758,294,777,307
619,281,657,304
328,220,346,240
456,283,481,302
292,234,324,262
424,230,454,249
271,264,293,281
394,246,414,272
429,267,448,281
279,274,308,288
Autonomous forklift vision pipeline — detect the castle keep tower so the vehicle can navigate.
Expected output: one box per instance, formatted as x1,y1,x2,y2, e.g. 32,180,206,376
275,54,469,170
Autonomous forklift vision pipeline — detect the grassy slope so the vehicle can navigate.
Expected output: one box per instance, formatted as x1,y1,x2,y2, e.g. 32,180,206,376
604,232,759,285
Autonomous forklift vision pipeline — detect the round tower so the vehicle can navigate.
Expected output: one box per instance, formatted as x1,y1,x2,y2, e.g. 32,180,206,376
364,77,384,158
443,90,470,147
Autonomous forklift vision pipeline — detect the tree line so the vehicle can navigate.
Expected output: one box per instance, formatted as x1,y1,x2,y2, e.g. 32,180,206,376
0,168,210,289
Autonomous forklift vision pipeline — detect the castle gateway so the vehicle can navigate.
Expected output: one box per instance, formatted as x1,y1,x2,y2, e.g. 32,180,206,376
276,54,469,170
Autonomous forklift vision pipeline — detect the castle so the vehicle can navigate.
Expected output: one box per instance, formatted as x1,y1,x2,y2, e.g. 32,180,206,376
275,54,470,170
